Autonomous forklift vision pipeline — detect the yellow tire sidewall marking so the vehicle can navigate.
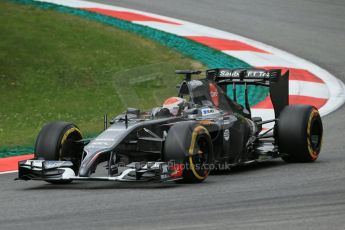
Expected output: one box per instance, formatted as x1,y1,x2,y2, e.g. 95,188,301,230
306,109,319,160
188,125,210,180
59,127,81,160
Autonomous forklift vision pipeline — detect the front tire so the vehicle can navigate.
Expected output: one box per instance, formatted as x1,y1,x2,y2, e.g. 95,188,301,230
164,121,212,183
277,105,323,162
35,121,83,183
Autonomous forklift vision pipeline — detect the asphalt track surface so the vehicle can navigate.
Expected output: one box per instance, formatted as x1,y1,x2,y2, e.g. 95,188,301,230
1,0,345,229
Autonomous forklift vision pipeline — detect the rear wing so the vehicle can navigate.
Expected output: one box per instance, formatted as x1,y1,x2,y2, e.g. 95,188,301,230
206,68,289,118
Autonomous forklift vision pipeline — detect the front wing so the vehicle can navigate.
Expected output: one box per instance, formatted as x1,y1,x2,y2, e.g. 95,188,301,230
16,160,180,183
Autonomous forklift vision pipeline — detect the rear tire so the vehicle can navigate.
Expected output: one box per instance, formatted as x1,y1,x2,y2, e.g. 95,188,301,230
164,121,212,183
35,121,83,184
277,105,323,162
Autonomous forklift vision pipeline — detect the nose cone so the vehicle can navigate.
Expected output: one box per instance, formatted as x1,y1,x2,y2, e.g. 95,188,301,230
78,150,99,177
78,157,92,177
78,167,90,177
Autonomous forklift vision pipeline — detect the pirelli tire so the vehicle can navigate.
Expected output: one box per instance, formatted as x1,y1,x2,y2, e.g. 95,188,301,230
277,105,323,163
35,121,83,183
164,121,213,183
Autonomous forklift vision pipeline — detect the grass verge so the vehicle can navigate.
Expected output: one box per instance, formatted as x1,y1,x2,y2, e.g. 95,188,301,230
0,0,203,147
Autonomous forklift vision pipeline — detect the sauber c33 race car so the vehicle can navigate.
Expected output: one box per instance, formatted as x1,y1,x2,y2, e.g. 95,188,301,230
17,68,323,184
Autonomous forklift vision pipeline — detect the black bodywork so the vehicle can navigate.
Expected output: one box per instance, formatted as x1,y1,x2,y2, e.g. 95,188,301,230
17,68,291,183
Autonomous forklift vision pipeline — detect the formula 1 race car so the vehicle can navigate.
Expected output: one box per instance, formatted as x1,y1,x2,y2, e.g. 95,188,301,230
17,68,323,184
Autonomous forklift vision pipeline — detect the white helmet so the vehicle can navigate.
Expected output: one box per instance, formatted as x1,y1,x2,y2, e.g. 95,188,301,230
162,97,186,116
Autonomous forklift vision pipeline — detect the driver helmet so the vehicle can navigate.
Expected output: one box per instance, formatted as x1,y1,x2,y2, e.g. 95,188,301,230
162,97,186,116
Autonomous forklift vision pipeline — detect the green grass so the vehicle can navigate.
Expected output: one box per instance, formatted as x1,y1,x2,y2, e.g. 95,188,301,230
0,1,203,147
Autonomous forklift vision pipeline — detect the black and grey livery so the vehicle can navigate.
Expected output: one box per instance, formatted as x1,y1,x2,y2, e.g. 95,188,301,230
17,68,323,184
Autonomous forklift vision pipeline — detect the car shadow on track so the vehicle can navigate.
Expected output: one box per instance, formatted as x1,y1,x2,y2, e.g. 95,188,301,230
21,180,182,190
211,160,286,176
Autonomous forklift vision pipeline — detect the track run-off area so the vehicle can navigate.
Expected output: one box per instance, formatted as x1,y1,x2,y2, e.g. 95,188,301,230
1,0,345,229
